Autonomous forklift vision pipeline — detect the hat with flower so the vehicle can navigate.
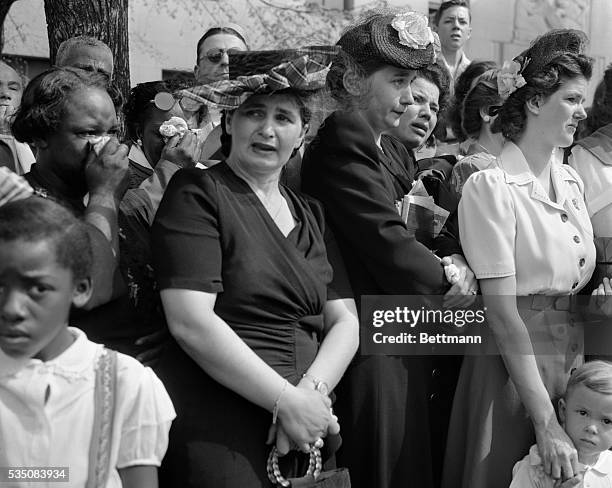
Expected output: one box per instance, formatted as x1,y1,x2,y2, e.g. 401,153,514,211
497,29,589,99
337,9,440,70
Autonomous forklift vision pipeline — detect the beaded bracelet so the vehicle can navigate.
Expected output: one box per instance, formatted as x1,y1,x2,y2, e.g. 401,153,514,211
266,445,322,486
272,380,288,425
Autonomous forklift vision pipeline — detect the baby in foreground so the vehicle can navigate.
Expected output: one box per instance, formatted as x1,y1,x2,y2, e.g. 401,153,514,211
0,197,175,488
510,360,612,487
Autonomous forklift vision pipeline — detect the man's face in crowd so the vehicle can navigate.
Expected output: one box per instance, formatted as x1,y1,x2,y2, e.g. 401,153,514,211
61,45,114,78
436,6,471,52
194,33,247,85
0,63,23,113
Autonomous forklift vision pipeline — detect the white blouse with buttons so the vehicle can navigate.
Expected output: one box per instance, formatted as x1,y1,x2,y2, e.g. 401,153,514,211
459,142,595,295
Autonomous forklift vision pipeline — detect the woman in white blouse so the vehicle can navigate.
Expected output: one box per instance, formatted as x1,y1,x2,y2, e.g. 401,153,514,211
442,30,596,488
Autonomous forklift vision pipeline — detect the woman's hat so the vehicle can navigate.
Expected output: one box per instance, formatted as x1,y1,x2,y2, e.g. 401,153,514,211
338,10,439,70
179,46,338,110
516,29,588,80
496,29,589,99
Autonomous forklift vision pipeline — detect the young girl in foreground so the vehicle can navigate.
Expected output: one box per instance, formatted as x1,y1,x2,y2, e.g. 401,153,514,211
0,197,175,488
510,360,612,487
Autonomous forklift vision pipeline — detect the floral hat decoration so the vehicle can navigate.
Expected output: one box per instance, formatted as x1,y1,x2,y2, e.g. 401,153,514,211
338,10,440,70
497,59,528,100
497,29,589,100
179,46,338,110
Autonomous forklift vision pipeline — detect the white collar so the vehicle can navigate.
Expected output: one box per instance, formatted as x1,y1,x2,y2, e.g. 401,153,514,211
0,327,98,380
497,142,579,211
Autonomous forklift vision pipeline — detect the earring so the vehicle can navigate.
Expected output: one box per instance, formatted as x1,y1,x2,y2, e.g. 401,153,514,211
136,138,143,147
483,115,491,123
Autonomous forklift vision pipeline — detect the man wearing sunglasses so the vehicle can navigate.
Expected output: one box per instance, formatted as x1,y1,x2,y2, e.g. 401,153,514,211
194,24,248,85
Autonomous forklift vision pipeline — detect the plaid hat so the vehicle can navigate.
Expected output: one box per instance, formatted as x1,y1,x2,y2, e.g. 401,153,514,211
338,11,439,70
180,46,338,110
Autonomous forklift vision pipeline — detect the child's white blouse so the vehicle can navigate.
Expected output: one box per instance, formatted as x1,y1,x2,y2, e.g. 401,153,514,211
0,327,176,487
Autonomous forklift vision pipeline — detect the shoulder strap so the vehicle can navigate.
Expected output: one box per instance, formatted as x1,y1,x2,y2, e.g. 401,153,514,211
86,347,118,488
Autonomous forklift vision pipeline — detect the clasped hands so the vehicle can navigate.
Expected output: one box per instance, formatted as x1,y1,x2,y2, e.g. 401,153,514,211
266,379,338,456
441,254,479,307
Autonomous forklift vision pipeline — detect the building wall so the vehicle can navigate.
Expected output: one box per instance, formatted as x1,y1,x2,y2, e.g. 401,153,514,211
3,0,611,102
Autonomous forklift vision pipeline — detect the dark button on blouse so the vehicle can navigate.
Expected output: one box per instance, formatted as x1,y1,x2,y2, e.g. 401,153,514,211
573,235,581,244
561,213,568,222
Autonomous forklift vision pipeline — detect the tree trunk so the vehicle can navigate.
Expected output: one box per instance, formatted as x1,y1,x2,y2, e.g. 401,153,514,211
0,0,20,53
44,0,130,103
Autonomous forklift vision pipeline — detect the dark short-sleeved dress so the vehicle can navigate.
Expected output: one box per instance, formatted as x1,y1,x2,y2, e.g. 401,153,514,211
151,162,351,488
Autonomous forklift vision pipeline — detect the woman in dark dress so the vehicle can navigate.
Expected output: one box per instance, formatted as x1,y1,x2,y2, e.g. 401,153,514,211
300,11,476,488
152,47,359,487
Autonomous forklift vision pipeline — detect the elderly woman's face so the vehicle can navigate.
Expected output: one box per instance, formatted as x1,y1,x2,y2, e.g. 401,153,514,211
362,66,417,136
226,94,305,175
40,87,117,173
140,103,186,167
388,76,440,150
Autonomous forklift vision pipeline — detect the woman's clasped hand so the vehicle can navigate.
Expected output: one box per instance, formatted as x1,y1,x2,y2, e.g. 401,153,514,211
267,382,337,454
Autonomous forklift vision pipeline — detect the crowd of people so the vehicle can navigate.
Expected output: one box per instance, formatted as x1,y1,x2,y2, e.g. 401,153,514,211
2,1,612,487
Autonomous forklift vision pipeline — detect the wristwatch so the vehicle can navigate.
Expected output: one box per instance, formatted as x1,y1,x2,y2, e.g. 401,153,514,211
302,373,329,396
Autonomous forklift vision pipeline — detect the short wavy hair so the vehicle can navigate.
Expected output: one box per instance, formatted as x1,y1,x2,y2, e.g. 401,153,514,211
417,61,452,114
433,0,471,25
12,67,112,144
448,60,499,141
0,196,92,281
565,360,612,398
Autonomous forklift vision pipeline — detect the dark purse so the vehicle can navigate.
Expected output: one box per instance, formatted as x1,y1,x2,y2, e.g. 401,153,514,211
267,446,351,488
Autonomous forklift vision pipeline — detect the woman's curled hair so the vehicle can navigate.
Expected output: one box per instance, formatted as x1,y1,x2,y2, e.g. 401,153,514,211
491,52,593,142
449,60,498,141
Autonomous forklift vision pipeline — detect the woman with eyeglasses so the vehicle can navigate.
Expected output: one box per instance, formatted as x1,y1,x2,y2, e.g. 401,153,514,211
123,80,200,188
151,47,358,487
447,60,505,195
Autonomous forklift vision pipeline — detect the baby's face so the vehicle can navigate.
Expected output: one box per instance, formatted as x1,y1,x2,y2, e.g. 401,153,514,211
560,384,612,459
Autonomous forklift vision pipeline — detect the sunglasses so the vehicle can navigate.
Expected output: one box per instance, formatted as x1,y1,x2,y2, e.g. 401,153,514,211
200,47,241,64
150,92,201,113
